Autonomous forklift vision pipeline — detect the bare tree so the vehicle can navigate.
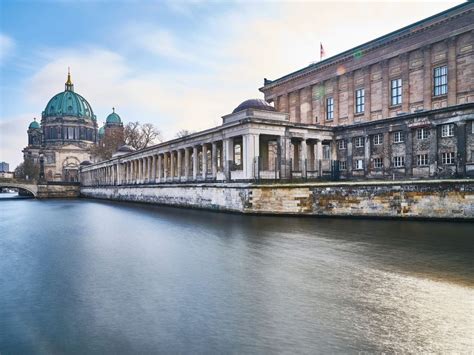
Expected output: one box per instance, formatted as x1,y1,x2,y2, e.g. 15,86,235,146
175,129,195,138
124,121,162,150
141,123,162,148
91,129,125,161
14,158,39,180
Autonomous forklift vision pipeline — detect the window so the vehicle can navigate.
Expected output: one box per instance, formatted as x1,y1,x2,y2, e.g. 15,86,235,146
355,88,365,113
393,156,405,168
339,161,347,171
373,158,383,169
441,152,455,165
417,128,430,140
434,65,448,96
234,144,241,166
323,145,331,160
417,154,429,166
441,123,454,137
355,159,364,170
326,97,334,120
338,140,347,150
391,78,402,106
373,134,383,145
393,131,404,143
354,136,364,148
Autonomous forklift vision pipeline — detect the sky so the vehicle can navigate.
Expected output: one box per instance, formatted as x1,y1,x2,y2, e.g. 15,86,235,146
0,0,464,169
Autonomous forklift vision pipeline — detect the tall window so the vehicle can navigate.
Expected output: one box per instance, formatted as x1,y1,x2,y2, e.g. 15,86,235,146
417,154,429,166
339,161,347,170
391,78,402,106
355,88,365,113
373,134,383,145
441,124,454,137
323,145,331,160
393,156,405,168
441,152,455,165
434,65,448,96
393,131,404,143
355,159,364,170
417,128,430,140
326,97,334,120
338,140,346,150
354,136,364,148
373,158,383,169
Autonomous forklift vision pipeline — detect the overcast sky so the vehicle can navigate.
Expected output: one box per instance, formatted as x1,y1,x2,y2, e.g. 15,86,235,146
0,0,463,169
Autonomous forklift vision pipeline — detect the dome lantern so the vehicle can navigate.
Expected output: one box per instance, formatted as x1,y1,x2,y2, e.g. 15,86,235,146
65,67,74,92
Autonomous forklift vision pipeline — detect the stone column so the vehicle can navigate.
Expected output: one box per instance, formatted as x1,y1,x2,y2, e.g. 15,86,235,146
316,140,323,177
456,122,466,177
300,139,307,176
381,60,389,119
364,67,371,120
347,71,355,124
405,127,413,178
211,142,218,179
364,135,371,177
243,134,259,180
334,77,339,126
177,149,182,181
169,151,175,181
151,155,156,182
116,163,121,185
346,140,353,178
184,148,190,180
163,154,168,180
447,37,457,106
192,146,198,181
202,144,208,180
401,53,410,113
278,135,291,179
223,138,234,181
423,45,432,110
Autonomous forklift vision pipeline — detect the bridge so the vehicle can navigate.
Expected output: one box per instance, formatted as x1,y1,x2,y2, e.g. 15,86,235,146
0,178,38,197
0,178,80,198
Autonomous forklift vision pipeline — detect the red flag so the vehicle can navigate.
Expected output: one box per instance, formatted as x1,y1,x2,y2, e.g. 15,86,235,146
320,42,325,61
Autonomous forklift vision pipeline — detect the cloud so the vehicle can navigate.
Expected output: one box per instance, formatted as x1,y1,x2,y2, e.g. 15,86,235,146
0,33,15,64
0,114,33,170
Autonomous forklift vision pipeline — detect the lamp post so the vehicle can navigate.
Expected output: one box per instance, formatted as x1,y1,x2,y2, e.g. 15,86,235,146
39,153,45,182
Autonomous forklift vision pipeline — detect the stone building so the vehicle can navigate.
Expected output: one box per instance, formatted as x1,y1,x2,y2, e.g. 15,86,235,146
23,70,98,181
80,3,474,185
98,108,125,151
260,2,474,179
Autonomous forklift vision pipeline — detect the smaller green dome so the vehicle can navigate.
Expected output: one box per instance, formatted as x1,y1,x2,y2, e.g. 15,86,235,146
98,126,105,138
106,108,122,125
29,119,40,129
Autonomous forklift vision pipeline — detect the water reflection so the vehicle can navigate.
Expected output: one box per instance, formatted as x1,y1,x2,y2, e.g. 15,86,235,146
0,199,472,353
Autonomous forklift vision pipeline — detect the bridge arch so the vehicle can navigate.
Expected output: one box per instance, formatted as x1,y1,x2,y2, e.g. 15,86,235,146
0,182,38,197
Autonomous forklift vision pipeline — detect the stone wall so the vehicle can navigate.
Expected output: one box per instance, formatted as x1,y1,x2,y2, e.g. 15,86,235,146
81,180,474,220
37,182,81,199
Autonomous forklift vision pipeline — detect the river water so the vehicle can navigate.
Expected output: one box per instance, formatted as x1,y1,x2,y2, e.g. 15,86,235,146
0,196,473,353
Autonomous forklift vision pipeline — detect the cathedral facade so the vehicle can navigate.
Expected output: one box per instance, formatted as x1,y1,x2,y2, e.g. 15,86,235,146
23,71,124,182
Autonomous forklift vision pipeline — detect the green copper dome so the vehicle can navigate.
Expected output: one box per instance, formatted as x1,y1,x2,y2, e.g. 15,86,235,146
28,119,40,129
106,108,122,124
42,71,96,121
98,126,105,138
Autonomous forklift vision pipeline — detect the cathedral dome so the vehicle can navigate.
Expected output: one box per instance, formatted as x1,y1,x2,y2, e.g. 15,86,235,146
232,99,275,114
106,108,122,125
42,70,96,121
98,126,105,138
28,118,40,129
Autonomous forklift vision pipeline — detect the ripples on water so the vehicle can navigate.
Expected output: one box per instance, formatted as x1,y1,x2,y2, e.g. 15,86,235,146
0,198,473,353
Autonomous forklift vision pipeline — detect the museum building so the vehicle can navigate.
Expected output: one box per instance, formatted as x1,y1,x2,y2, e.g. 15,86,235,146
80,2,473,185
23,71,126,181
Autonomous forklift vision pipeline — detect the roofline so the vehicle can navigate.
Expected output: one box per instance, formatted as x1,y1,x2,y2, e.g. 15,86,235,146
259,1,472,92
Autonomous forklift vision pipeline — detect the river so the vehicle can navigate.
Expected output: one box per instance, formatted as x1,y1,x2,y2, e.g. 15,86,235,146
0,196,473,353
